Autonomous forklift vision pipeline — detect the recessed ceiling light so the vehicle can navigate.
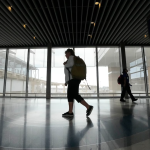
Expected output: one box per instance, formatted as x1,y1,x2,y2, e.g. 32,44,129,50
23,24,27,28
95,2,101,8
8,6,12,11
33,36,36,39
144,35,147,38
91,22,95,26
88,34,92,38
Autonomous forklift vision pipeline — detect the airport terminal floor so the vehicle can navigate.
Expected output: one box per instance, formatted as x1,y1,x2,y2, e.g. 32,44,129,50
0,98,150,150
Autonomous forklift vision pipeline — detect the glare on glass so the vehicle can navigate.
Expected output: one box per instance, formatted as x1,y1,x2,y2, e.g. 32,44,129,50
0,49,6,94
125,47,145,94
98,47,121,96
28,49,47,95
6,49,28,95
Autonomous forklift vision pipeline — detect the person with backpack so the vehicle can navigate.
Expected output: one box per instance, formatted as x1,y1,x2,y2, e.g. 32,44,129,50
62,49,93,117
120,68,138,102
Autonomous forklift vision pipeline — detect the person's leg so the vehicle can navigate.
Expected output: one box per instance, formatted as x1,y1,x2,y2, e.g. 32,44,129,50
68,102,74,113
73,79,90,109
63,80,74,115
73,79,93,116
126,86,135,100
120,86,126,100
80,99,93,116
80,100,90,109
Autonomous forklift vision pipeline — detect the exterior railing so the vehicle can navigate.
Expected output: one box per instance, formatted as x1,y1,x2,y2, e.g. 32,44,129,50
0,93,148,98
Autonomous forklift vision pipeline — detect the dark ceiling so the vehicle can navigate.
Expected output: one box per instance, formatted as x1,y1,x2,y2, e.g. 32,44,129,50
0,0,150,47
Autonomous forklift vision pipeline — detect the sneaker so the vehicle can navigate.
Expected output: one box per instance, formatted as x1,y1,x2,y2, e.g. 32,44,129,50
120,99,126,102
86,106,93,117
62,112,74,117
132,99,138,102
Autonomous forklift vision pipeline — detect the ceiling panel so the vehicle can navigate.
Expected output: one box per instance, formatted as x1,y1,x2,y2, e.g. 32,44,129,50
0,0,150,47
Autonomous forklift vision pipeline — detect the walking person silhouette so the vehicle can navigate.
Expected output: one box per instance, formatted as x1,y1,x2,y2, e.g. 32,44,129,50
120,68,138,102
62,49,93,117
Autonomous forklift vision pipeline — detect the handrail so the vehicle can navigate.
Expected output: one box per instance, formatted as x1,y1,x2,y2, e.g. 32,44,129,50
1,92,148,94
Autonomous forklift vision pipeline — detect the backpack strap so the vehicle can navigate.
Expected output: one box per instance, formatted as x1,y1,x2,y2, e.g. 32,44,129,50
85,79,91,90
67,68,91,90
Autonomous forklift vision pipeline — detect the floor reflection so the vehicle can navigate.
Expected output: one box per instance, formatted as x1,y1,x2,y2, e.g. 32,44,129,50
63,117,93,149
0,98,150,150
0,99,5,147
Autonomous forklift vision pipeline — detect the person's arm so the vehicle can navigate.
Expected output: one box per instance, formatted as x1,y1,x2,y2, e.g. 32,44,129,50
64,67,68,86
65,56,74,68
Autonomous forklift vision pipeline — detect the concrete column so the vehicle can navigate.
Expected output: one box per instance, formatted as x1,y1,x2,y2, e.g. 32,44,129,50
120,42,127,69
142,46,148,96
120,42,129,99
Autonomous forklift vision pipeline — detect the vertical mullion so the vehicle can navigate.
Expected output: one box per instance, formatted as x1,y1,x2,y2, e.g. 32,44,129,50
142,46,148,96
96,47,100,98
119,47,122,74
26,48,30,97
74,47,75,114
46,43,52,99
3,48,9,97
76,0,77,44
119,46,122,94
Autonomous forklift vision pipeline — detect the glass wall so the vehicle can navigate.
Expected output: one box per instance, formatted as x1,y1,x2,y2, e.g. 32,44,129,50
75,48,97,97
51,48,97,97
125,47,145,96
97,47,121,96
144,47,150,94
6,49,28,96
51,48,72,97
0,46,149,98
0,49,6,95
28,48,47,97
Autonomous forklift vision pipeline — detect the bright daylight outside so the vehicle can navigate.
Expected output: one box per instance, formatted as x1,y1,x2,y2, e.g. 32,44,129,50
125,47,146,96
4,48,47,97
51,47,121,97
98,47,121,96
0,49,6,95
51,48,97,97
6,49,28,97
1,47,149,97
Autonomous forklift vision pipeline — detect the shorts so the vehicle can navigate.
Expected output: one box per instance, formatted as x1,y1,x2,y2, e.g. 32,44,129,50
67,79,83,102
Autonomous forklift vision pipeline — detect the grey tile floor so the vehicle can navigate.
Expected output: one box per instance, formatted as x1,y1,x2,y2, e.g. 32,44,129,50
0,98,150,150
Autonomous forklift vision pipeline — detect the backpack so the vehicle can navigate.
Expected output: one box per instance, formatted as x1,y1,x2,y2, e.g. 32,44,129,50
67,56,91,89
117,74,124,84
71,56,86,80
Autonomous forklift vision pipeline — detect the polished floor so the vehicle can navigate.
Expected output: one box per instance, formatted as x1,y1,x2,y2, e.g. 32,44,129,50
0,98,150,150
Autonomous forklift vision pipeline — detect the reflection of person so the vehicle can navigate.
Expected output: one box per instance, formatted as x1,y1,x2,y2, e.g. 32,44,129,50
120,68,138,102
62,49,93,117
119,103,135,140
64,117,93,149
